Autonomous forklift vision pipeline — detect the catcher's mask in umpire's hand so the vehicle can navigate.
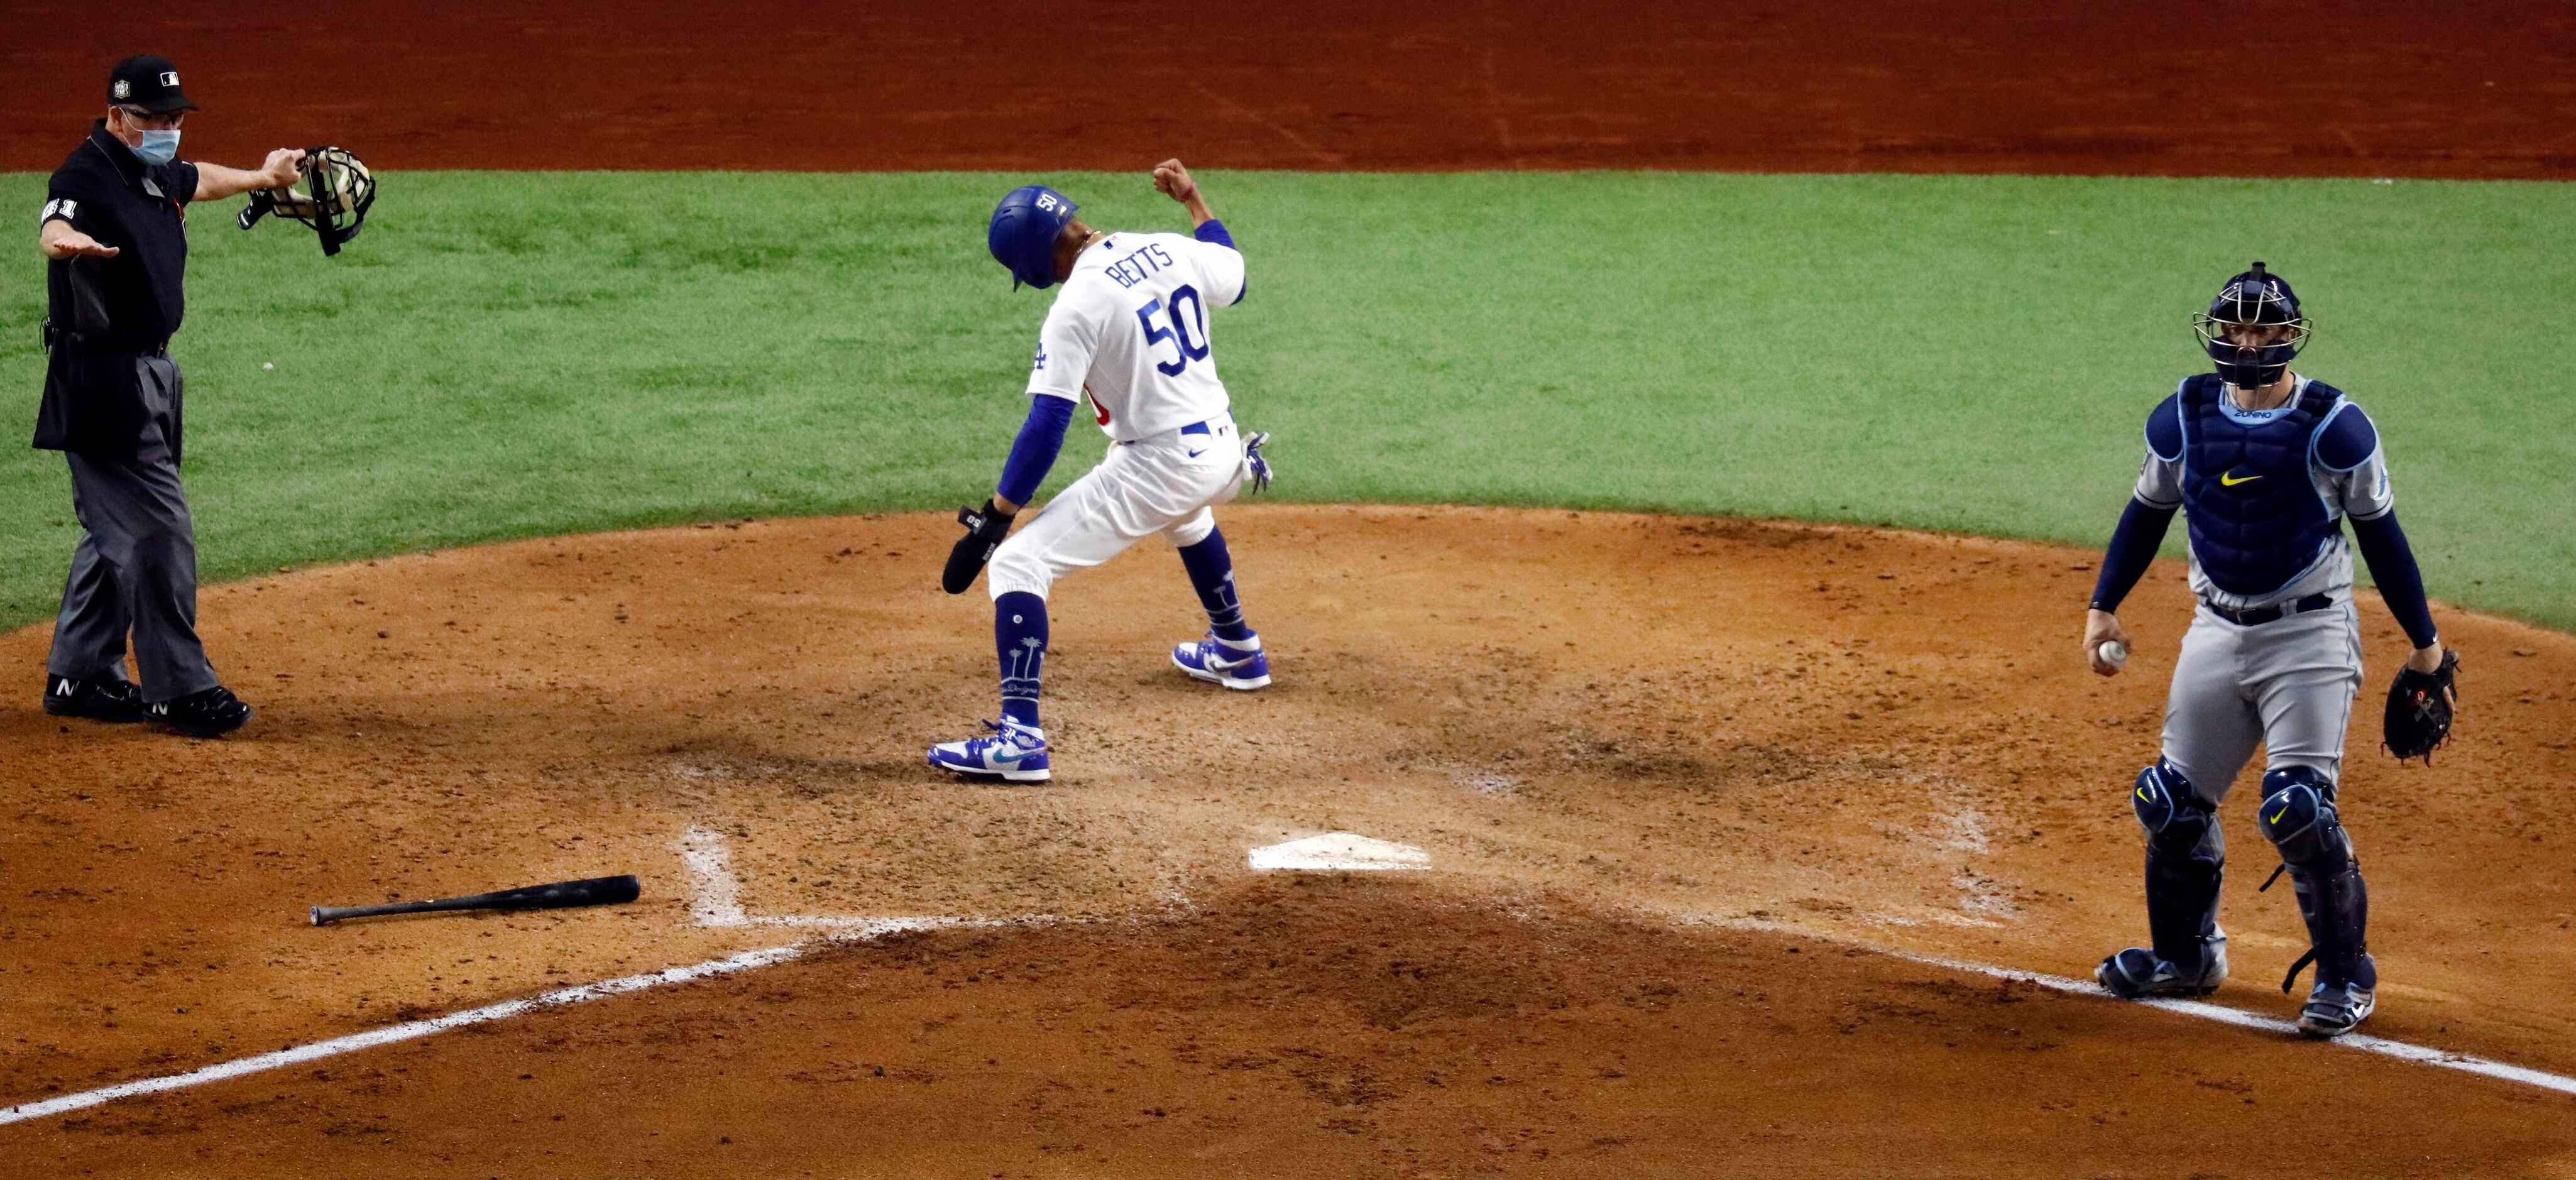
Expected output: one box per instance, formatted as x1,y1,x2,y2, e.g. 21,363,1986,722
238,146,376,256
2193,261,2310,388
988,184,1078,290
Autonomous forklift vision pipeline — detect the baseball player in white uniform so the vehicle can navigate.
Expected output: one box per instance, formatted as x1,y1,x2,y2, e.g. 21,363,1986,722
930,160,1273,782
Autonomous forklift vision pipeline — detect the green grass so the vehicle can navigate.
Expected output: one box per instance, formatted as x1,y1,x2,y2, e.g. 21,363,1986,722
4,172,2571,630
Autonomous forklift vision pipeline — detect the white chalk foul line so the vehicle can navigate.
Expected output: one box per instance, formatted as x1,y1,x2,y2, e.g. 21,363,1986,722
2,941,803,1128
5,823,1056,1127
1894,950,2576,1097
1684,914,2576,1099
3,824,1072,1127
0,912,1044,1130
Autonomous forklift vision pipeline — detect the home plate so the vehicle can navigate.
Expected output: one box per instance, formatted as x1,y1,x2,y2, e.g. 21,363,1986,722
1247,833,1429,871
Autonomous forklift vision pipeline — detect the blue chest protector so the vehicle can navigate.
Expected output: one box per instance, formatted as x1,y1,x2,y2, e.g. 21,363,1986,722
2171,374,2345,598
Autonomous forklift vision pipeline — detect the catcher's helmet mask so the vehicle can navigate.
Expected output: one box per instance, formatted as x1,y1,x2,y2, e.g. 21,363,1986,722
2193,260,2311,389
987,184,1079,290
237,146,375,256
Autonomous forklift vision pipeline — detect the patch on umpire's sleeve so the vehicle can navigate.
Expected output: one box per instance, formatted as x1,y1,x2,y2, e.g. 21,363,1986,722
40,198,76,225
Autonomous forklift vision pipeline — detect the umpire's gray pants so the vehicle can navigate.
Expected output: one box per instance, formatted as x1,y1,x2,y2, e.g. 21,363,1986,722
44,354,219,703
2159,597,2364,805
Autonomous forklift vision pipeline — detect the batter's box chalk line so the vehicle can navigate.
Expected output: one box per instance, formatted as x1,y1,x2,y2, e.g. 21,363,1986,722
679,824,1018,931
9,839,2572,1130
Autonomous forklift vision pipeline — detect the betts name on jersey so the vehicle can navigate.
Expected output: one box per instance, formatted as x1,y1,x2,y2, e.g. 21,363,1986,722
1025,231,1247,441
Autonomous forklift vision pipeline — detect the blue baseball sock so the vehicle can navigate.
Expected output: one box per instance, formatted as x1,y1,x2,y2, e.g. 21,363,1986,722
995,591,1048,728
1176,530,1256,644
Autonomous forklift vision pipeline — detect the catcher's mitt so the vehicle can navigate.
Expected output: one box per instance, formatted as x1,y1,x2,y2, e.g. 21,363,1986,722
2382,649,2459,764
238,146,375,256
942,500,1014,594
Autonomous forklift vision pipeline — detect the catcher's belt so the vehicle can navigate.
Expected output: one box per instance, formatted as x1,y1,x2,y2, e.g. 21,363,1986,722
2200,593,2334,626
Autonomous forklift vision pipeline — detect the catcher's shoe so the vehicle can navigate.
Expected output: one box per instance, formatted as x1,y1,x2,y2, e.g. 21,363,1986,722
2296,981,2377,1039
1172,633,1270,691
2096,932,2228,998
149,686,252,738
927,718,1050,782
43,674,148,723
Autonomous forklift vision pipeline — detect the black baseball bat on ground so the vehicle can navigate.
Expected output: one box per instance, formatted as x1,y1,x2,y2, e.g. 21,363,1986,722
309,874,640,926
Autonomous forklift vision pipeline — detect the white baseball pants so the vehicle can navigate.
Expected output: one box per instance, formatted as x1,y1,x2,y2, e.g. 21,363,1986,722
987,417,1249,601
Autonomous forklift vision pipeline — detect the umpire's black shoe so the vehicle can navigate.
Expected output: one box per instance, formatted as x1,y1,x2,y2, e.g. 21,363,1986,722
150,686,253,738
43,674,148,723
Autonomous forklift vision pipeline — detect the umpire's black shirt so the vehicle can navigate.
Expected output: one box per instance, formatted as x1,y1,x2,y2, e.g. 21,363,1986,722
36,121,200,453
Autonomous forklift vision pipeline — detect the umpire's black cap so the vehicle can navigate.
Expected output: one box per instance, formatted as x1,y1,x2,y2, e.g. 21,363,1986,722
109,55,198,114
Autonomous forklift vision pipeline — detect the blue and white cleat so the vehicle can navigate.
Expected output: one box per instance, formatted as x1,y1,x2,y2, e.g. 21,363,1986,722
1172,633,1271,691
926,718,1050,782
2296,981,2376,1039
2096,931,2228,998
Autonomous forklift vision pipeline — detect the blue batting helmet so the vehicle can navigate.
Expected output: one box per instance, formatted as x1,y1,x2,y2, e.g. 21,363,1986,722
988,184,1079,290
2193,261,2311,388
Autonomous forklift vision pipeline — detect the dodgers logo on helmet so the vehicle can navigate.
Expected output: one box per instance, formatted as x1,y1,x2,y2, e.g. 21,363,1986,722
988,184,1079,292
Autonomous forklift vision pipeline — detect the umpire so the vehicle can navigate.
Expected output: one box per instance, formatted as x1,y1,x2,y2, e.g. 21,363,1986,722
34,55,305,738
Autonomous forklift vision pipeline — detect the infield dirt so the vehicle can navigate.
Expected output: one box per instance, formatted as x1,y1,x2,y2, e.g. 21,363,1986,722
4,506,2571,1175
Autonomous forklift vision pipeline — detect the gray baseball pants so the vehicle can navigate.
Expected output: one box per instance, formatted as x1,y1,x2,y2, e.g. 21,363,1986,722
44,354,219,704
2159,596,2365,804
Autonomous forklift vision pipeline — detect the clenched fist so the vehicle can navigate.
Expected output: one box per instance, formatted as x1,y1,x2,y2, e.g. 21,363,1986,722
256,148,309,190
1152,159,1198,202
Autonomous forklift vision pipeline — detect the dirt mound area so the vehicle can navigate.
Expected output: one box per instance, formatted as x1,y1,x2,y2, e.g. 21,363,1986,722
7,1,2570,177
23,877,2571,1177
4,505,2572,1173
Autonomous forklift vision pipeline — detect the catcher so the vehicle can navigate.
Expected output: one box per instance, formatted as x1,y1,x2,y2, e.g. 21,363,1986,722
2080,262,2457,1038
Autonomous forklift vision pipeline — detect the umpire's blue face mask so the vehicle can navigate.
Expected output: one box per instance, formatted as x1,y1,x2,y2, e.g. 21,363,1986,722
112,107,184,165
133,130,180,165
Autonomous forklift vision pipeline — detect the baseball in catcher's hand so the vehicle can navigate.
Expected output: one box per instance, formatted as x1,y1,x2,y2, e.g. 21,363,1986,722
2083,608,2132,677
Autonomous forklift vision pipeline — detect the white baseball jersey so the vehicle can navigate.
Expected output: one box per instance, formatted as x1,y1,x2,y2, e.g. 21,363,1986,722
1025,231,1246,442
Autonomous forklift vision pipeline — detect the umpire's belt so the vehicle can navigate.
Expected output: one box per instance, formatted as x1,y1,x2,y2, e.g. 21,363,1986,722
51,327,170,356
2202,593,2335,626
